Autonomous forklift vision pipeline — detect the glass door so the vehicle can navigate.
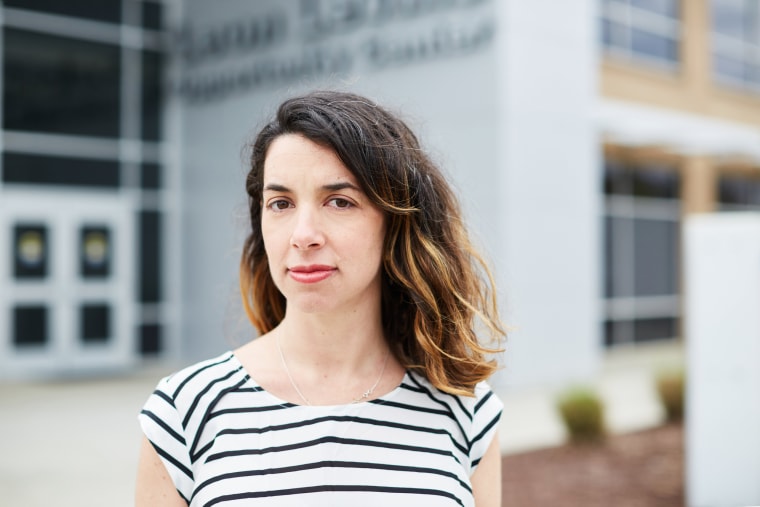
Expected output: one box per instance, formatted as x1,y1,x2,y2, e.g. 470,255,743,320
0,190,135,377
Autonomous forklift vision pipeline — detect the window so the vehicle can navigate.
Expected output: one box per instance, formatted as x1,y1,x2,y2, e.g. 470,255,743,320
13,224,48,279
142,50,165,141
139,210,162,303
601,0,681,66
3,0,122,24
603,160,681,346
80,226,112,278
80,303,111,344
141,162,162,189
139,323,162,355
142,1,164,30
719,173,760,208
13,305,49,347
2,152,120,188
3,28,121,138
711,0,760,90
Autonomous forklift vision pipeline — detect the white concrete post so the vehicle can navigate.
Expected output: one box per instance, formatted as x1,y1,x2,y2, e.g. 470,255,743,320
685,213,760,507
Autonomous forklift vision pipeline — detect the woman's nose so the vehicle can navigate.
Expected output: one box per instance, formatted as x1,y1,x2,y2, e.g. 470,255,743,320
289,207,325,249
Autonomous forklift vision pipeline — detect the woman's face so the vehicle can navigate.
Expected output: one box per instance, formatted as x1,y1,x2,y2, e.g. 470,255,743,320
261,134,386,316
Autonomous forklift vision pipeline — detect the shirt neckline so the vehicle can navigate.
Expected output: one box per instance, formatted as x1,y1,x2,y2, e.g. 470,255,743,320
228,350,410,409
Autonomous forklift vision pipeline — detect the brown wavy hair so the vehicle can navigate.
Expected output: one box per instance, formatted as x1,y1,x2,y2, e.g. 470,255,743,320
240,90,504,396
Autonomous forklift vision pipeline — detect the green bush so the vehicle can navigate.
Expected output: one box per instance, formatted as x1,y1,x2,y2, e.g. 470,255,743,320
556,387,606,443
656,368,685,422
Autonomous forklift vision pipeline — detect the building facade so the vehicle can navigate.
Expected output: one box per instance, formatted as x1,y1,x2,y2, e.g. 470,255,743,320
1,0,759,388
0,0,178,376
599,0,760,348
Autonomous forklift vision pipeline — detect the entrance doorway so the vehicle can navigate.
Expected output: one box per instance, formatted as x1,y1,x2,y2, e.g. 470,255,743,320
0,190,135,377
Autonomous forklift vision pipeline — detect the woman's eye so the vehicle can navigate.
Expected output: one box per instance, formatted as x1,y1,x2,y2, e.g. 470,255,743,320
268,199,291,211
328,198,353,209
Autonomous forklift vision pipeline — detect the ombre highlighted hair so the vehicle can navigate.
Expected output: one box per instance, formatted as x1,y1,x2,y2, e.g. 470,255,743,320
240,90,505,396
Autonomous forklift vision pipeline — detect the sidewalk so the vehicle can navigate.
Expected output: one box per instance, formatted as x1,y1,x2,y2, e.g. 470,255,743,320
0,368,161,507
0,343,681,507
498,341,681,454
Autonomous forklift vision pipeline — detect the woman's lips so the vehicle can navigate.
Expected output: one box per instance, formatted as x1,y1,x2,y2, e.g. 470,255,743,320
288,265,336,284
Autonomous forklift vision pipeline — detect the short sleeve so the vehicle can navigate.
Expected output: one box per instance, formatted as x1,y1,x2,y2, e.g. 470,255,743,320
138,377,194,503
468,381,503,473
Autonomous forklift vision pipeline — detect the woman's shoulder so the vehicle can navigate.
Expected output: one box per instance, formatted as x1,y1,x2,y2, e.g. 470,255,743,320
154,350,246,403
402,370,503,419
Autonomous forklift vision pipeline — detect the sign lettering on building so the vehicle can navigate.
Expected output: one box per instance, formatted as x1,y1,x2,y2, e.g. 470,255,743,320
176,0,495,104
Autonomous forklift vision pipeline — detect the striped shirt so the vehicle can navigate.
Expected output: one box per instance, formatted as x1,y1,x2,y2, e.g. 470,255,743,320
139,351,503,507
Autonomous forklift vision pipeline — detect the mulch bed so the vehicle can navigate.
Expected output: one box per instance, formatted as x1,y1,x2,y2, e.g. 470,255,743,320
501,423,684,507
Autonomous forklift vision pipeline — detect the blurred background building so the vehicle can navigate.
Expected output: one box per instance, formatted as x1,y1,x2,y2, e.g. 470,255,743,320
0,0,173,376
1,0,759,389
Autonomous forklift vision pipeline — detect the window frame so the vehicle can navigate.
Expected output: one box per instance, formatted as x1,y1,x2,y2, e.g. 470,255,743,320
710,0,760,92
601,0,683,69
602,160,682,347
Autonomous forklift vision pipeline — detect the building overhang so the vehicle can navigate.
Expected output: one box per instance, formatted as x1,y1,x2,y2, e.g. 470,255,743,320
598,98,760,165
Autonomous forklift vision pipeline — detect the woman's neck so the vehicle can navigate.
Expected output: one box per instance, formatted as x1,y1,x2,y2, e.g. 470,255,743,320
273,308,387,370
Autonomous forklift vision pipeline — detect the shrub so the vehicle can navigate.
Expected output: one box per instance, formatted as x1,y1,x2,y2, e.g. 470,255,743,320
556,386,606,444
656,367,685,422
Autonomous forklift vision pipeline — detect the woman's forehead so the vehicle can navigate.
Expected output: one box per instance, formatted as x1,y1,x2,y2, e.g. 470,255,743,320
263,134,360,188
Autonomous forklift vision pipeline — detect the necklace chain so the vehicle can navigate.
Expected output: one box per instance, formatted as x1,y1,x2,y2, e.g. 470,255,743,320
275,334,391,406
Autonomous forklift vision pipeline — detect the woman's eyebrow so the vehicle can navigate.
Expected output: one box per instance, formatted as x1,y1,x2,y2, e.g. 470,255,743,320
263,183,290,192
263,182,361,193
323,182,360,192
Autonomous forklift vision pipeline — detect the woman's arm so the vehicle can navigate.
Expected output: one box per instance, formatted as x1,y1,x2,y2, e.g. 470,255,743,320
471,431,502,507
135,436,188,507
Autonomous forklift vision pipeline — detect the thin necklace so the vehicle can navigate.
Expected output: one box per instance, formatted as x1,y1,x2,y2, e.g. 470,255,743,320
275,334,391,406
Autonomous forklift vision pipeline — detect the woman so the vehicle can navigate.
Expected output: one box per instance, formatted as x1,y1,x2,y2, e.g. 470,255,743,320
136,91,505,506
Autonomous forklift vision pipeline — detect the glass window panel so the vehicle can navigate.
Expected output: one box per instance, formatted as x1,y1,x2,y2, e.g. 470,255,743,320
605,319,634,346
602,19,628,49
748,179,760,205
747,2,760,43
719,176,747,204
141,162,162,189
2,152,120,188
142,1,163,30
712,0,745,37
139,323,162,355
604,160,629,195
3,0,121,24
81,303,111,343
632,169,679,198
13,305,48,346
606,317,676,345
604,320,617,347
139,211,162,302
604,216,616,298
142,50,164,141
631,29,678,62
606,216,636,298
715,53,748,81
749,62,760,85
3,28,121,138
602,18,614,47
14,224,48,279
719,175,760,206
632,0,678,18
80,226,111,278
634,218,679,296
634,316,677,342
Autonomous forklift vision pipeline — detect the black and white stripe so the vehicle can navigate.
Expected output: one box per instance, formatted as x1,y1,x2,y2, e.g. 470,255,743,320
139,352,502,507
